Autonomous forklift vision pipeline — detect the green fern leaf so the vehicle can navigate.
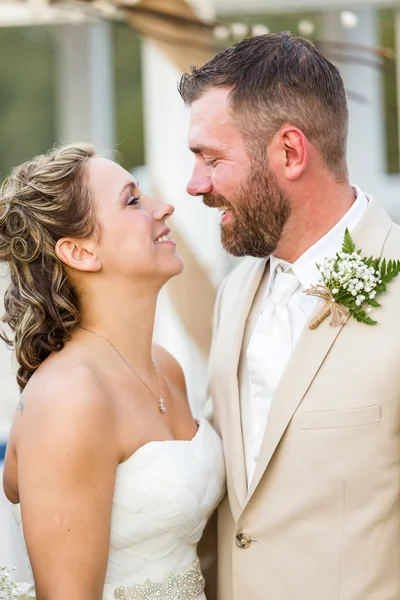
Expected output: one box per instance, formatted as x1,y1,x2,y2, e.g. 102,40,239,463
372,258,380,271
342,228,355,254
380,258,387,278
361,316,378,325
350,307,377,325
382,261,400,283
375,283,387,294
366,298,381,308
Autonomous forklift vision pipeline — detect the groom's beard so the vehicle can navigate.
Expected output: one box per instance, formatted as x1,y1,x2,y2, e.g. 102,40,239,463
203,160,292,258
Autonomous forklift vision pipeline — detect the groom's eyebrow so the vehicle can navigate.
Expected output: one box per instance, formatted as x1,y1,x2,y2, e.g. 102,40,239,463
189,144,219,155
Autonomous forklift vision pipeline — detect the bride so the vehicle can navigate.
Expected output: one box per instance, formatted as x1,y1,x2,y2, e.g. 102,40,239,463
0,143,225,600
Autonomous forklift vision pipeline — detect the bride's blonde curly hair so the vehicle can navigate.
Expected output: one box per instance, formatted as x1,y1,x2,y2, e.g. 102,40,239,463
0,142,97,391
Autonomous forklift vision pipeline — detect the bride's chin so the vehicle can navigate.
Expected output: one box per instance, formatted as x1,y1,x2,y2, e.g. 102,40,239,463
169,264,185,280
156,258,185,285
169,254,185,276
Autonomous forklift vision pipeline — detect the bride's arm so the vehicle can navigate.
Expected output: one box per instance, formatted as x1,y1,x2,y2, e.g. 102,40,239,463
14,366,118,600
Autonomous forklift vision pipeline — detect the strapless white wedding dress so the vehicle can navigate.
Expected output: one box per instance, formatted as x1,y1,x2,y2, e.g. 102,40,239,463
9,418,226,600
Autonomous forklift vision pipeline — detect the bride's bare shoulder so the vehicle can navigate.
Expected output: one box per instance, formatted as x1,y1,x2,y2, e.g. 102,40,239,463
12,356,114,444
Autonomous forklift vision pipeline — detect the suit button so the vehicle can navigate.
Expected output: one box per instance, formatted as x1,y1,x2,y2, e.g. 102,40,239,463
235,533,252,549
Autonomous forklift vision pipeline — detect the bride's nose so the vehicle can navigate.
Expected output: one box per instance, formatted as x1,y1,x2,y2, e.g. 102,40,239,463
153,200,174,221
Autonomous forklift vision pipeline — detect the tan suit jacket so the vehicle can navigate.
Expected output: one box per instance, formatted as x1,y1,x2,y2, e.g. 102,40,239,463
209,198,400,600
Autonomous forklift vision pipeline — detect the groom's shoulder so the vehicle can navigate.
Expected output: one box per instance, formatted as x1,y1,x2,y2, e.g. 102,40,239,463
374,205,400,258
384,220,400,250
366,195,400,248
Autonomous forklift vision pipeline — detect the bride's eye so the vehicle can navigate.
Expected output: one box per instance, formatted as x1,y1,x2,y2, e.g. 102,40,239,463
127,194,141,206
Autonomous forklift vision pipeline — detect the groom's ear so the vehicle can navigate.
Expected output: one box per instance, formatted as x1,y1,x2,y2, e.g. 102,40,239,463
55,238,101,273
271,126,308,181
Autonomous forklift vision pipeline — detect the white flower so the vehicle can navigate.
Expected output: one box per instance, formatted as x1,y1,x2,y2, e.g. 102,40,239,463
318,246,384,308
0,565,19,599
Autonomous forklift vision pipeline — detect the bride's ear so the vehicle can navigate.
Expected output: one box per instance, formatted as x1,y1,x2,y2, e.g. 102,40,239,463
55,238,101,273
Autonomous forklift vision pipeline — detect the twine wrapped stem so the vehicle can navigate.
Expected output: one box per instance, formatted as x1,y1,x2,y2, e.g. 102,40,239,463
304,284,350,330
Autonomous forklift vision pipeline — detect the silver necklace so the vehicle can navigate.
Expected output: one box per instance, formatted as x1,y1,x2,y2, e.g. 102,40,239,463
78,326,167,414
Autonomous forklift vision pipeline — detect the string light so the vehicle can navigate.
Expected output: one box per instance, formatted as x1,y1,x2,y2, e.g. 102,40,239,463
340,11,358,29
230,22,249,39
252,24,270,36
213,24,230,40
298,19,315,36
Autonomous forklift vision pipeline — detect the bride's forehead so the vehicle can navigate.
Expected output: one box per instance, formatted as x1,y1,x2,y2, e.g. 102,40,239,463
87,157,128,191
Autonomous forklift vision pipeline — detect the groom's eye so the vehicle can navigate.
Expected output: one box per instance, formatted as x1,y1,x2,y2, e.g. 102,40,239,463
205,158,217,167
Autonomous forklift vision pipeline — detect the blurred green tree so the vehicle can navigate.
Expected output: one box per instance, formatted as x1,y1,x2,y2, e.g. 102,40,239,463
0,22,145,181
0,26,56,180
113,22,144,170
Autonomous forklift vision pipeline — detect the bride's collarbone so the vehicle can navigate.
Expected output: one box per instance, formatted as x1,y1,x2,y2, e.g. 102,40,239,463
106,368,197,460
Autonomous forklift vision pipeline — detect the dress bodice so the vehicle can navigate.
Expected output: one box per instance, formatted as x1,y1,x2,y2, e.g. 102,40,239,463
10,418,226,600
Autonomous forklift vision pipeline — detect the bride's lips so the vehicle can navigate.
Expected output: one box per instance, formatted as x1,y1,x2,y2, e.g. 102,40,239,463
154,228,176,245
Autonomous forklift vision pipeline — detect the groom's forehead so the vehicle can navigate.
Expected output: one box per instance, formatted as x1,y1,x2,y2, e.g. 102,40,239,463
190,88,232,119
188,106,238,154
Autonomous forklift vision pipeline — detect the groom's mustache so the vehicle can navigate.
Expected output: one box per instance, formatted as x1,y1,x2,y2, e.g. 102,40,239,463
202,192,232,210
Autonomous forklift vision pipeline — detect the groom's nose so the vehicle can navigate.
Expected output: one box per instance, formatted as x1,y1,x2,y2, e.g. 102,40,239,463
186,170,212,197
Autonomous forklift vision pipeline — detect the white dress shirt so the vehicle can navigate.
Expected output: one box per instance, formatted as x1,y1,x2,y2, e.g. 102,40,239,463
242,186,368,486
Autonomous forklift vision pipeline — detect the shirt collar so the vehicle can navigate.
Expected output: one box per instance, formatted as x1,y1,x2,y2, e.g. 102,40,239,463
267,185,369,294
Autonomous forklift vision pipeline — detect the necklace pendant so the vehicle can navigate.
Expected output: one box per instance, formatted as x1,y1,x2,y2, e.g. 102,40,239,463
158,397,167,414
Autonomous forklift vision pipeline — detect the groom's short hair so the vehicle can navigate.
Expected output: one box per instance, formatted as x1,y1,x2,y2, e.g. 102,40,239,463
179,32,348,182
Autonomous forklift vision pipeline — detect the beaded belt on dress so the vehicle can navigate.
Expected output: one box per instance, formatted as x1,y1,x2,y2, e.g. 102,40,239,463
113,558,205,600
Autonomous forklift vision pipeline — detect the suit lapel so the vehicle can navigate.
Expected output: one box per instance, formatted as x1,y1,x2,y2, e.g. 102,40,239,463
220,258,267,512
244,197,392,507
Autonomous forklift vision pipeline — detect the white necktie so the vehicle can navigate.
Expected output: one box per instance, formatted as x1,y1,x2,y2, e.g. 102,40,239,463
265,265,300,354
248,264,300,386
245,264,300,484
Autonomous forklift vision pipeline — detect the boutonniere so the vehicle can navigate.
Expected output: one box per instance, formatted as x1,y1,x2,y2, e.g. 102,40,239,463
304,228,400,329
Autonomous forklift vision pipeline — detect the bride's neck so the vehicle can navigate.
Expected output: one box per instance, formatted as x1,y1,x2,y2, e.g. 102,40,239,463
77,285,158,372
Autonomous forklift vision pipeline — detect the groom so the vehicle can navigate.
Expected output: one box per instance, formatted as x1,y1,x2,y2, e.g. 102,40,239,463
180,33,400,599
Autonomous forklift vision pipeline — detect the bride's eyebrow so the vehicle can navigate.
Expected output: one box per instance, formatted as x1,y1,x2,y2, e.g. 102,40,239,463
118,180,139,199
